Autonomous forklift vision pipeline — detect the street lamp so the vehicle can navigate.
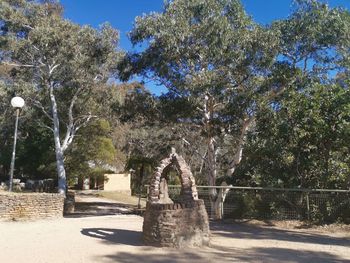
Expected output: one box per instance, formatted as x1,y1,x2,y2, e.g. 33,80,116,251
9,96,25,192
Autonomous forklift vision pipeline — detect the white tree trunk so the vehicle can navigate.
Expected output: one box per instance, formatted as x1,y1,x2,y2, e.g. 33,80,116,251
198,95,254,220
50,84,66,196
210,182,231,220
203,95,221,219
226,116,253,177
208,136,219,218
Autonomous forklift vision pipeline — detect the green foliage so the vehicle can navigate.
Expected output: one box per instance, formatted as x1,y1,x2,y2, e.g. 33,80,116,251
0,0,122,189
126,156,154,195
65,119,117,186
273,0,350,78
120,0,282,188
117,0,350,193
124,0,278,99
235,82,349,189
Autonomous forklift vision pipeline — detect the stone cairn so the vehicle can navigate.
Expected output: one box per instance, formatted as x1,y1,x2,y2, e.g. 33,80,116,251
142,149,210,247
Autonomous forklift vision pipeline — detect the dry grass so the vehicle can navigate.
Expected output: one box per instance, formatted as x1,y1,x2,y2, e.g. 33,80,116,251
225,219,350,237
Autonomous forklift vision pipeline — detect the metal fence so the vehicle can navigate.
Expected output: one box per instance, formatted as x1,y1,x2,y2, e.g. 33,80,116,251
150,185,350,223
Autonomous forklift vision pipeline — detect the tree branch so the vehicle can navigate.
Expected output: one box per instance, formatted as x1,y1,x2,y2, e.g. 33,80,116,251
182,138,209,166
226,116,254,177
48,63,60,75
74,112,96,132
36,121,54,132
61,87,82,152
30,99,53,121
1,62,36,68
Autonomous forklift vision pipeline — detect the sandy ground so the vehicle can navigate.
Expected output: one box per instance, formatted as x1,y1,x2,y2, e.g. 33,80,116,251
0,193,349,263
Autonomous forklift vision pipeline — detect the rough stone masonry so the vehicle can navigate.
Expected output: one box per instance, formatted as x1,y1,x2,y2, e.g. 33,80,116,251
0,192,64,221
143,150,210,247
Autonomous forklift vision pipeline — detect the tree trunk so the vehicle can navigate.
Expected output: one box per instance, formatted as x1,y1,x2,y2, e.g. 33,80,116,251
208,136,219,219
50,84,66,196
138,164,145,209
55,146,66,195
203,95,221,219
210,182,231,220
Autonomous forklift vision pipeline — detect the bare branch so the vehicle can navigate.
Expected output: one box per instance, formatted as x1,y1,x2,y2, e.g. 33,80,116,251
226,116,254,177
30,99,53,121
32,45,40,52
94,74,103,81
61,112,97,153
23,24,34,30
182,138,209,165
36,121,53,132
1,62,35,68
61,87,82,152
74,113,96,132
199,149,207,174
48,63,60,75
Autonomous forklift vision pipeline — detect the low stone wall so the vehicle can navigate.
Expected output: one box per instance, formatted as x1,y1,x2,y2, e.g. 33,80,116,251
143,200,210,247
0,192,64,221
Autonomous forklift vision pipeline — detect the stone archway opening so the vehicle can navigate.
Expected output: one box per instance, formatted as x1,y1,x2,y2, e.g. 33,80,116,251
142,149,210,248
147,148,198,204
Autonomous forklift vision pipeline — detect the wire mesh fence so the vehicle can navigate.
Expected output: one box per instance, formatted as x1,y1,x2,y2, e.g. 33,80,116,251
151,185,350,223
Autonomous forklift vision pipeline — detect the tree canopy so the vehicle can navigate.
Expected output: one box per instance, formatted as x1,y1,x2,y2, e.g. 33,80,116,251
0,0,122,194
117,0,350,218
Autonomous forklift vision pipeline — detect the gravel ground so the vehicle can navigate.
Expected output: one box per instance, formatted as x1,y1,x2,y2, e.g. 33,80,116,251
0,193,349,263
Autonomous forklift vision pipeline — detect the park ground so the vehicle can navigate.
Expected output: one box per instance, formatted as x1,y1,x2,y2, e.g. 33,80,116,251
0,192,349,263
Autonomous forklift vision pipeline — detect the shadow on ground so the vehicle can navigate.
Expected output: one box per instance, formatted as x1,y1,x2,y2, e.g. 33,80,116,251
103,250,210,263
81,222,349,263
66,201,137,218
101,247,346,263
64,191,139,218
210,221,350,247
81,228,143,246
75,193,349,262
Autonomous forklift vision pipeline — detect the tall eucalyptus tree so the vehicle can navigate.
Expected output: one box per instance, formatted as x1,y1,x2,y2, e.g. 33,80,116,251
120,0,350,218
120,0,279,218
0,0,122,194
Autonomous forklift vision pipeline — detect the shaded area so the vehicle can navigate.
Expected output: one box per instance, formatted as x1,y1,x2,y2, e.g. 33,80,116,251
81,228,143,246
75,193,349,262
102,247,347,263
80,221,350,262
66,201,137,218
233,247,348,263
210,221,350,247
64,191,139,218
103,251,208,263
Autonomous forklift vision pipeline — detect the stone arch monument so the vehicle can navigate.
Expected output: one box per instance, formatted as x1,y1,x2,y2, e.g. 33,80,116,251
142,149,210,247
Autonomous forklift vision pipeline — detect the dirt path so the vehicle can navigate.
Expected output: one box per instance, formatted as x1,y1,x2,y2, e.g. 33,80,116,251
0,193,349,263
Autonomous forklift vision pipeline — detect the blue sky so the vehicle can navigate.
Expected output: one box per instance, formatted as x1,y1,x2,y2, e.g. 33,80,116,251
60,0,350,94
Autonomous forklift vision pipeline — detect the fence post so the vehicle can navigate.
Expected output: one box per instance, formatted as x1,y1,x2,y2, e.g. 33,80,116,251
306,192,310,221
220,188,224,219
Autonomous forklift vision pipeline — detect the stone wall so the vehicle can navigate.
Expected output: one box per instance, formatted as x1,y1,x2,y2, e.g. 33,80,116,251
0,192,64,221
143,200,210,247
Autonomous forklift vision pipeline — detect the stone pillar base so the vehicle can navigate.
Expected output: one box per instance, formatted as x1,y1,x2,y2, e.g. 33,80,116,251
63,191,75,214
142,199,210,247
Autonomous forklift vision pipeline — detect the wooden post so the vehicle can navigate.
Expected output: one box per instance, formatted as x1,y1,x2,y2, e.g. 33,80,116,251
220,189,224,219
306,192,310,221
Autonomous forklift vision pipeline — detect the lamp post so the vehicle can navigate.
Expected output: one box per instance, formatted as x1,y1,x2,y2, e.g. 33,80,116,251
9,96,25,192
